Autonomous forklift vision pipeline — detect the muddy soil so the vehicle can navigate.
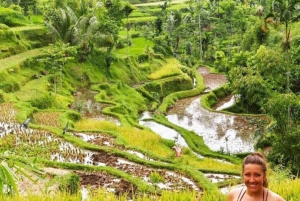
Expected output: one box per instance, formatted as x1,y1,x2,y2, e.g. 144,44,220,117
77,171,138,198
70,88,120,125
197,67,227,92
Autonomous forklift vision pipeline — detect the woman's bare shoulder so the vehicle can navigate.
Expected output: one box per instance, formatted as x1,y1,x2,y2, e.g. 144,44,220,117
268,189,286,201
226,186,245,201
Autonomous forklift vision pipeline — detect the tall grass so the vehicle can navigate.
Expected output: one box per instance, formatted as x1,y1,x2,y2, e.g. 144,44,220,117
269,178,300,200
22,180,300,201
75,119,173,156
177,154,240,172
3,180,300,201
148,58,182,80
75,118,241,170
115,37,154,56
0,188,223,201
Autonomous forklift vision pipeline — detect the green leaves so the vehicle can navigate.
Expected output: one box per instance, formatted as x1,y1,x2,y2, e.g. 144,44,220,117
38,42,76,94
122,3,135,18
0,155,45,195
0,161,18,195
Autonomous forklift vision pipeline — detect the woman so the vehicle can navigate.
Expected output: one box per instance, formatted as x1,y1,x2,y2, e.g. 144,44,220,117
226,152,285,201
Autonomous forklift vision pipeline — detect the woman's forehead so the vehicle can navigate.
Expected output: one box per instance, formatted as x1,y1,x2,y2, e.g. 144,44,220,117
243,163,264,172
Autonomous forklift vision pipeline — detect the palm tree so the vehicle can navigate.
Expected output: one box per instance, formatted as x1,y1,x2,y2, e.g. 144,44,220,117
159,1,168,18
44,6,78,44
271,0,300,51
270,0,300,122
122,3,135,59
72,12,118,62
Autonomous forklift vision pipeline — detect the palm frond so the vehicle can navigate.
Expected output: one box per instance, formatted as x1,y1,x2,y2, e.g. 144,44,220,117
87,17,100,35
76,16,90,35
89,16,98,25
66,6,78,24
80,0,87,16
44,21,61,39
59,8,69,42
93,32,114,47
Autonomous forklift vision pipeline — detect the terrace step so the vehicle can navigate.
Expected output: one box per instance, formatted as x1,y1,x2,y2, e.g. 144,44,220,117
0,46,49,71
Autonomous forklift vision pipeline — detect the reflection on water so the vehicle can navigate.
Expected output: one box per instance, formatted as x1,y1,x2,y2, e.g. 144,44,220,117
215,96,236,111
205,173,240,183
139,112,188,147
139,67,266,154
166,96,259,154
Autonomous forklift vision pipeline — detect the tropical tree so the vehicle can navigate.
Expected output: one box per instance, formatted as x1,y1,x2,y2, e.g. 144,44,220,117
229,66,271,113
265,93,300,174
229,45,287,112
289,35,300,92
104,0,124,27
71,13,116,62
195,0,204,60
247,45,287,92
267,0,300,149
122,3,135,58
39,42,77,95
194,0,217,61
19,0,37,16
159,0,168,18
164,9,182,53
153,0,168,36
271,0,300,51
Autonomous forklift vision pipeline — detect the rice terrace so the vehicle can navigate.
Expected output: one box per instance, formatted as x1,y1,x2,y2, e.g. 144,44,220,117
0,0,300,200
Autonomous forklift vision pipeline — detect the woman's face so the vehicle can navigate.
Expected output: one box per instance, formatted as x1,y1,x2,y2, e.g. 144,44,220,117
243,163,266,193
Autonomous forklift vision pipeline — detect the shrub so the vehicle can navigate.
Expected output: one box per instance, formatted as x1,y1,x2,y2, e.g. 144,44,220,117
153,36,172,56
58,173,80,195
0,80,20,93
214,51,229,72
0,7,27,27
29,93,55,109
0,23,9,29
150,171,164,183
64,110,82,122
8,4,22,12
0,90,4,102
131,32,140,38
115,41,124,49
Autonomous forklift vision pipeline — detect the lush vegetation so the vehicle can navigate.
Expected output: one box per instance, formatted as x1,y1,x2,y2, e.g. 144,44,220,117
0,0,300,200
